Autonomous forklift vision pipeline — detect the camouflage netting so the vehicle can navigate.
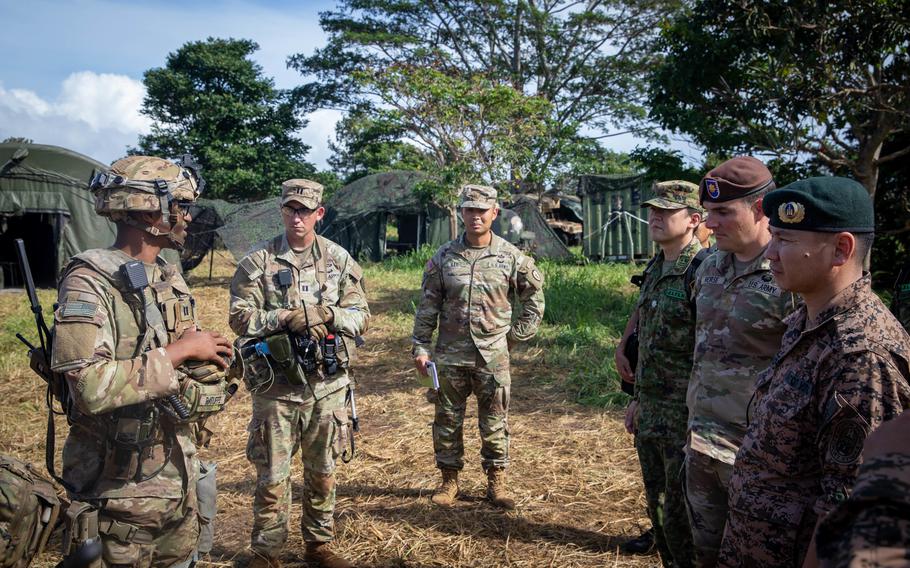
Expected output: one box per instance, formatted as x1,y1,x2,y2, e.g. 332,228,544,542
509,197,572,260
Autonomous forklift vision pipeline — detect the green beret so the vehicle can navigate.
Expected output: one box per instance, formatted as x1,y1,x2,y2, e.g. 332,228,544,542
763,176,874,233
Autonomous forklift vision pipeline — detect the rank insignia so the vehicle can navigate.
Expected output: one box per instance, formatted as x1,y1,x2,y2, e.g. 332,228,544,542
779,201,806,223
704,178,720,199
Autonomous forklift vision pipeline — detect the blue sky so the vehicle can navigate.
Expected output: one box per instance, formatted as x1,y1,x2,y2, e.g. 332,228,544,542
0,0,700,171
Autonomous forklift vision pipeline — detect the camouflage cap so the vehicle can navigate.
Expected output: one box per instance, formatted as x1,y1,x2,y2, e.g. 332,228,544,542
281,179,324,209
643,180,702,211
459,184,498,210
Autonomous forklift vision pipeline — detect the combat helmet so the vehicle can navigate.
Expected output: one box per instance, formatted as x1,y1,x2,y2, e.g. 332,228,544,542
90,154,205,249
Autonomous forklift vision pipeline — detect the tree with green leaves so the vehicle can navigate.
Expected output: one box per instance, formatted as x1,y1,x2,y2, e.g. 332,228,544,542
134,37,316,200
293,0,681,201
649,0,910,198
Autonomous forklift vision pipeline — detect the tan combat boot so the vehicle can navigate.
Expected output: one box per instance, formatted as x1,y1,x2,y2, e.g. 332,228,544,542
486,467,516,510
304,542,353,568
430,468,459,506
248,551,282,568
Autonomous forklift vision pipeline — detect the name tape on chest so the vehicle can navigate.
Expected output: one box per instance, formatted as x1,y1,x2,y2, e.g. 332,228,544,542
664,287,687,301
701,275,725,286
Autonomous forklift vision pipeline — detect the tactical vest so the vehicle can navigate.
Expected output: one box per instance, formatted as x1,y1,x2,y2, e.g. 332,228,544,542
0,455,60,568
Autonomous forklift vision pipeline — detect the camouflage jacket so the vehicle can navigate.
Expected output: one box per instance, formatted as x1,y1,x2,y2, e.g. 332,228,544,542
229,234,370,402
687,247,799,464
411,233,545,383
817,451,910,567
726,276,910,565
50,248,197,500
635,237,702,439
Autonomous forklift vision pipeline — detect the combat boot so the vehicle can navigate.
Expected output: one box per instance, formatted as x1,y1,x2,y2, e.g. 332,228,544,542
248,552,282,568
431,468,459,506
304,542,353,568
486,467,516,510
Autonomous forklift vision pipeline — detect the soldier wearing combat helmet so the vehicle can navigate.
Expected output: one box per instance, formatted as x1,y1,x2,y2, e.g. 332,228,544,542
412,184,545,510
229,179,369,568
717,177,910,567
617,180,706,566
50,155,236,567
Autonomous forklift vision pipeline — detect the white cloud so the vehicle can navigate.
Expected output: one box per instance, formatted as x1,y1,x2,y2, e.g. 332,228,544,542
56,72,152,134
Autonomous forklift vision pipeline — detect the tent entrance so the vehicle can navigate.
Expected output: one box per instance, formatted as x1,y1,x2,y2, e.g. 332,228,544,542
385,213,425,254
0,213,63,288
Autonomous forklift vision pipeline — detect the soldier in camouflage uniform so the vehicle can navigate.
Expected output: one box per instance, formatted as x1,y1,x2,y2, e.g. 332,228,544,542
816,409,910,567
685,156,799,567
50,156,235,567
617,181,704,567
412,185,545,510
229,180,369,568
717,177,910,567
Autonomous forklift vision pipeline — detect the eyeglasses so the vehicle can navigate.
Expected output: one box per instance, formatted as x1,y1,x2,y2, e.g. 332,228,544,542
282,205,315,218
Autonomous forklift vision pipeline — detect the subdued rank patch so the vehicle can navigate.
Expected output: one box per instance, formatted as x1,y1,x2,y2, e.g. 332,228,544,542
60,301,99,319
828,419,867,465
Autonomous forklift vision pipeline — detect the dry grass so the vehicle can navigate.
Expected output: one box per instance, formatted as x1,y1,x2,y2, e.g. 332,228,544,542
0,251,658,568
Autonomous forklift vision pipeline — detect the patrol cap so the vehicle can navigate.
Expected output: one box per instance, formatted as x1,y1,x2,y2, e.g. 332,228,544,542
763,176,874,233
643,180,702,211
281,179,323,209
459,184,498,210
700,156,775,204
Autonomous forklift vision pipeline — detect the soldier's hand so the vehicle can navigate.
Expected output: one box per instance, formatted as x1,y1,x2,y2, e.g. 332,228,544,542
615,344,634,384
165,330,232,370
308,323,329,341
414,355,431,376
286,306,333,334
624,400,639,435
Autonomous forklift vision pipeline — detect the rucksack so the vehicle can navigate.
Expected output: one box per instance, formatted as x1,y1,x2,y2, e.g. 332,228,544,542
0,455,60,568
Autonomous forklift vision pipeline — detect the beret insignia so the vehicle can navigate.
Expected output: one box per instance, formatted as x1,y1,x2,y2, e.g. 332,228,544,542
704,178,720,199
779,201,806,223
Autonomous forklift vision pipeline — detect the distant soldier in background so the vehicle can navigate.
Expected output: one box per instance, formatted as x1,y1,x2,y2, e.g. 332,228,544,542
230,179,370,568
412,184,545,510
50,156,235,567
685,157,799,567
717,177,910,567
617,180,706,566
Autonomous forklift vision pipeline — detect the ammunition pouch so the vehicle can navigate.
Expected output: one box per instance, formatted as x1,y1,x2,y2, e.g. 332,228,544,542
171,360,240,425
101,405,164,482
61,501,98,560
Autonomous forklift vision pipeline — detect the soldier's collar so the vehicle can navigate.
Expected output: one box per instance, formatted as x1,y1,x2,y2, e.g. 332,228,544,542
667,237,702,275
805,273,871,332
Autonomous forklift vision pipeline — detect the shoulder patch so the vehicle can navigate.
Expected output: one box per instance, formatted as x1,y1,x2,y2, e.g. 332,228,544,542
61,301,98,319
239,256,263,281
827,418,868,465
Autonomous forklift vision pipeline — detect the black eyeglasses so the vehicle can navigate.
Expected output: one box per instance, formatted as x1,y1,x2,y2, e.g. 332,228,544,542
282,204,315,218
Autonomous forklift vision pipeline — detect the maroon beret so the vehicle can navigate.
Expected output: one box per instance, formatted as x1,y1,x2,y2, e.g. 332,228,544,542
700,156,775,203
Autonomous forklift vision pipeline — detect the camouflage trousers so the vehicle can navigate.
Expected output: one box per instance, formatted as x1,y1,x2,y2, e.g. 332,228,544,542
246,387,348,556
434,365,510,471
684,450,734,568
636,435,694,568
96,491,199,568
717,506,816,568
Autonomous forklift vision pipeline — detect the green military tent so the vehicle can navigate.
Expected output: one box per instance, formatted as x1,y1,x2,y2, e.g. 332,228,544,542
0,142,181,287
0,143,113,287
577,173,655,261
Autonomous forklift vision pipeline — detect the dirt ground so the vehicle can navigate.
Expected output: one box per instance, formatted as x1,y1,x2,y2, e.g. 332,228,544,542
5,254,659,568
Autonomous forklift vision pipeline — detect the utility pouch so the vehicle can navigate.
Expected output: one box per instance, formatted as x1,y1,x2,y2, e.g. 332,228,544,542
103,406,158,481
61,501,98,558
265,334,308,386
0,455,61,568
181,381,230,419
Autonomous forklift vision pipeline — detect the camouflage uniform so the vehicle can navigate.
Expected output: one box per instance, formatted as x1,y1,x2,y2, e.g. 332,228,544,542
412,218,544,472
635,237,702,567
816,425,910,568
49,156,219,568
229,226,369,555
717,277,910,567
685,249,798,566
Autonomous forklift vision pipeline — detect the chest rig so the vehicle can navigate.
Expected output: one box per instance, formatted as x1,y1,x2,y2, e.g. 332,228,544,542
69,250,233,482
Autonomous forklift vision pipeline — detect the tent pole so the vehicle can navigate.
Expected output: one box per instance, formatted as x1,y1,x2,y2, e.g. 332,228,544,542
208,247,214,280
